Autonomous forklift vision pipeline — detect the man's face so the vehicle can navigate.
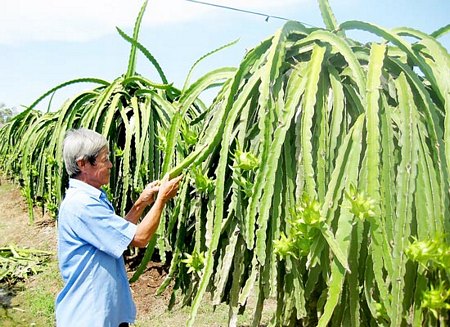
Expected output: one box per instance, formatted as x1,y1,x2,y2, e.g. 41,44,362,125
83,147,112,189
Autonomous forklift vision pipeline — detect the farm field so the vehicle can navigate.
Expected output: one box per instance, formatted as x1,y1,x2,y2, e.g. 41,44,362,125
0,1,449,325
0,178,274,326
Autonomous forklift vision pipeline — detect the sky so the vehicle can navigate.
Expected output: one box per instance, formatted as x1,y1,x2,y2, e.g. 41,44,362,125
1,0,449,111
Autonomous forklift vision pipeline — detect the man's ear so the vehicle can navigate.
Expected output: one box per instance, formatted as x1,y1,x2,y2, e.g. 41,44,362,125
76,159,86,171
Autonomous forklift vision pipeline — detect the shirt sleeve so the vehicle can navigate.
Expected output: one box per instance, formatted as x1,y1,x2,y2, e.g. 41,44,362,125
71,195,137,259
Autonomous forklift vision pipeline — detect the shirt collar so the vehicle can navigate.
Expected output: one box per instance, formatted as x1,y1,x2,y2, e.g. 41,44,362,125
69,178,103,199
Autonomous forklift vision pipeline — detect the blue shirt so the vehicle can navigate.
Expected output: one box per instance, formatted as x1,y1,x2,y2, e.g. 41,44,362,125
56,179,137,327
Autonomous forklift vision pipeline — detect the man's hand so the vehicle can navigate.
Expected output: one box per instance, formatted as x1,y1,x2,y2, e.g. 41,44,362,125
156,174,183,204
138,180,160,206
131,174,184,247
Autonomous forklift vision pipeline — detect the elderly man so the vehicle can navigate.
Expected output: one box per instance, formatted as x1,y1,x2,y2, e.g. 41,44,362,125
55,128,182,327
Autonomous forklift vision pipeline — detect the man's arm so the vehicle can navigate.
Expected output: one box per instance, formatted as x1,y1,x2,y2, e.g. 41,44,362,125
125,199,148,225
125,181,160,224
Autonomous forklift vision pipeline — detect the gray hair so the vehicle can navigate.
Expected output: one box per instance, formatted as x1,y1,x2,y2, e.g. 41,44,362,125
63,128,109,177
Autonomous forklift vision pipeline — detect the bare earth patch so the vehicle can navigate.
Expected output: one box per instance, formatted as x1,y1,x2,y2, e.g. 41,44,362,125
0,179,56,251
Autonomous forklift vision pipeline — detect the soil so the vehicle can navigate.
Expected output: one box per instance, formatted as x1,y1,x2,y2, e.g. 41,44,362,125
0,177,177,326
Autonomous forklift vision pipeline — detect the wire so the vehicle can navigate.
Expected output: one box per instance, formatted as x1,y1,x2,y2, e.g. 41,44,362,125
184,0,316,27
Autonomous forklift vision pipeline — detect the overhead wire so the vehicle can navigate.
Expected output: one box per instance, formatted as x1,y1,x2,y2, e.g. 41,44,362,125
184,0,317,28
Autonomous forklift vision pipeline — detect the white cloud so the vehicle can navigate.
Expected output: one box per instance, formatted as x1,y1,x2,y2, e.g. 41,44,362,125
0,0,305,45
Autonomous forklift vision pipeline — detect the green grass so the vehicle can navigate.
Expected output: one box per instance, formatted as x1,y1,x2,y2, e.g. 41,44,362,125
22,288,56,325
0,260,60,327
